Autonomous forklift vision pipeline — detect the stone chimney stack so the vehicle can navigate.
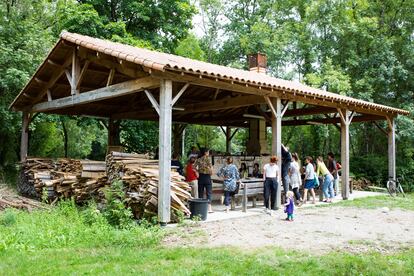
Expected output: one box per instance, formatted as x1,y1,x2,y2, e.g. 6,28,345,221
246,53,269,154
248,53,267,74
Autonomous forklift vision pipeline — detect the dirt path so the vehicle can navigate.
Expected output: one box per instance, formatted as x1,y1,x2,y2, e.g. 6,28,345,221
165,206,414,254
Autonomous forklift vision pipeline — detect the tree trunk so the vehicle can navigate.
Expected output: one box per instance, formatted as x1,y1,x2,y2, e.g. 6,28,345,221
60,118,68,158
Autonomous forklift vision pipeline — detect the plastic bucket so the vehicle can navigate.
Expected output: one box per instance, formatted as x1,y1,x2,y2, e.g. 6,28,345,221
189,198,209,221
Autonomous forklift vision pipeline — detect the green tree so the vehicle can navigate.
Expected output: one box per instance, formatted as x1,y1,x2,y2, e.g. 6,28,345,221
79,0,196,51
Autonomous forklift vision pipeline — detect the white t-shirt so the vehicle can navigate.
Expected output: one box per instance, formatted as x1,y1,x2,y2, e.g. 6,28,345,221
305,163,315,180
264,163,279,178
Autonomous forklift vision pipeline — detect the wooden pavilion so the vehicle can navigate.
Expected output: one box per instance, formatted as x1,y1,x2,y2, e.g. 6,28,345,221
10,32,409,224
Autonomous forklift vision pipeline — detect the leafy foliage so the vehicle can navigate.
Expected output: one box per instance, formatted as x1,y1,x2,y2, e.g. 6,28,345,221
0,200,162,252
102,180,133,229
0,0,413,192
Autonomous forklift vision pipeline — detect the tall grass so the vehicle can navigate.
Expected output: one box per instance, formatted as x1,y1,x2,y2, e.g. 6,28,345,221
0,200,162,252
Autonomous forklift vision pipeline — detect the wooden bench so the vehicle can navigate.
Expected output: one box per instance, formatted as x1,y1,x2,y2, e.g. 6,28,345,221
212,178,264,212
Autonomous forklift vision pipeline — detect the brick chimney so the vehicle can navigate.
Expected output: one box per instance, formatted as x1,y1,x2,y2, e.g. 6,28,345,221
248,53,267,74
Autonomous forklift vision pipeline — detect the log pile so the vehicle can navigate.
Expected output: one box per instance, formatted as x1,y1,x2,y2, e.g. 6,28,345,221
0,185,48,211
351,178,372,191
106,152,191,221
18,153,192,222
19,158,108,203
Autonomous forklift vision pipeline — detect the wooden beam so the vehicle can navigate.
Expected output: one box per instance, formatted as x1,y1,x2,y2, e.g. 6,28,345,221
171,83,189,106
33,54,73,104
280,101,290,117
30,76,159,113
71,48,80,95
171,83,190,106
255,105,271,122
387,116,396,181
76,60,90,90
20,112,30,161
340,109,350,200
270,97,282,209
230,128,239,140
282,115,383,126
212,88,220,100
373,121,388,136
46,89,52,102
106,68,115,87
144,90,160,115
284,106,337,117
176,94,265,114
78,48,147,79
158,79,173,225
151,70,393,117
265,96,277,118
220,126,226,135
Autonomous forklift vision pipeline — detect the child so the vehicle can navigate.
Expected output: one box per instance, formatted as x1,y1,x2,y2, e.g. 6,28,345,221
284,191,295,221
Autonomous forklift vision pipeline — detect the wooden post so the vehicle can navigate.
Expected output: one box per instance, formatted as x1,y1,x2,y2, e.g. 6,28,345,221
270,97,282,209
173,124,185,156
226,127,231,154
339,109,351,200
20,112,30,162
158,79,172,225
242,181,247,212
387,117,396,181
71,48,80,95
108,118,121,146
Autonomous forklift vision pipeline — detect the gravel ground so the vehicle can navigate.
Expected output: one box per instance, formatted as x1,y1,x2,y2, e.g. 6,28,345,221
164,206,414,254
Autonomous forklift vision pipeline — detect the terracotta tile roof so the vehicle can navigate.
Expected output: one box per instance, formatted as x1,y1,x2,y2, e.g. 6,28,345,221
60,32,409,116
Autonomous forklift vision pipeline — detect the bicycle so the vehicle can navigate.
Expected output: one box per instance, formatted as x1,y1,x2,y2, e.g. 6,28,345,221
386,177,405,197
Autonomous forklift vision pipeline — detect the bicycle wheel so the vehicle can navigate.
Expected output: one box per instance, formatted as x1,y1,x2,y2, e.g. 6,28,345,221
387,180,397,197
398,184,406,197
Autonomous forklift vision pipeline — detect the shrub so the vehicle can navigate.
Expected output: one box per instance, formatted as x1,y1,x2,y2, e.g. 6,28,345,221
102,180,134,228
0,209,17,226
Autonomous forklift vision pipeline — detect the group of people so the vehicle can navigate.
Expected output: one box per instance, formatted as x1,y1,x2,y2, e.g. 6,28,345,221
178,145,340,219
264,148,340,221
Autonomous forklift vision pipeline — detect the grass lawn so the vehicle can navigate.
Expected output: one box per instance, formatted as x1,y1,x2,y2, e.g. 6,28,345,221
0,197,413,275
0,246,413,275
331,193,414,211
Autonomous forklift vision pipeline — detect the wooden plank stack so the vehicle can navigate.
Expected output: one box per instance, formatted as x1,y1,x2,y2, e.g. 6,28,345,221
19,158,108,203
106,152,192,222
19,153,192,223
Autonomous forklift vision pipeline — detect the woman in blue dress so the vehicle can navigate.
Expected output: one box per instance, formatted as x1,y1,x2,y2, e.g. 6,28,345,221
217,157,240,213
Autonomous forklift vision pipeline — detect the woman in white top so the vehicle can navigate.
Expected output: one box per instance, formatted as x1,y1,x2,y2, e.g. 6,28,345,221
263,156,280,212
303,156,316,204
289,153,302,204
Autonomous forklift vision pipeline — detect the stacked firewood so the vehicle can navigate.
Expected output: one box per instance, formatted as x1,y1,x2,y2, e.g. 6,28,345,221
351,178,372,191
19,158,108,203
106,152,191,221
19,153,192,222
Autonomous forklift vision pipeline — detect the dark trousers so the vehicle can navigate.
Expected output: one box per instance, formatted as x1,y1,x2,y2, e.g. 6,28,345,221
293,187,301,201
224,191,231,206
264,177,278,210
198,173,212,203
